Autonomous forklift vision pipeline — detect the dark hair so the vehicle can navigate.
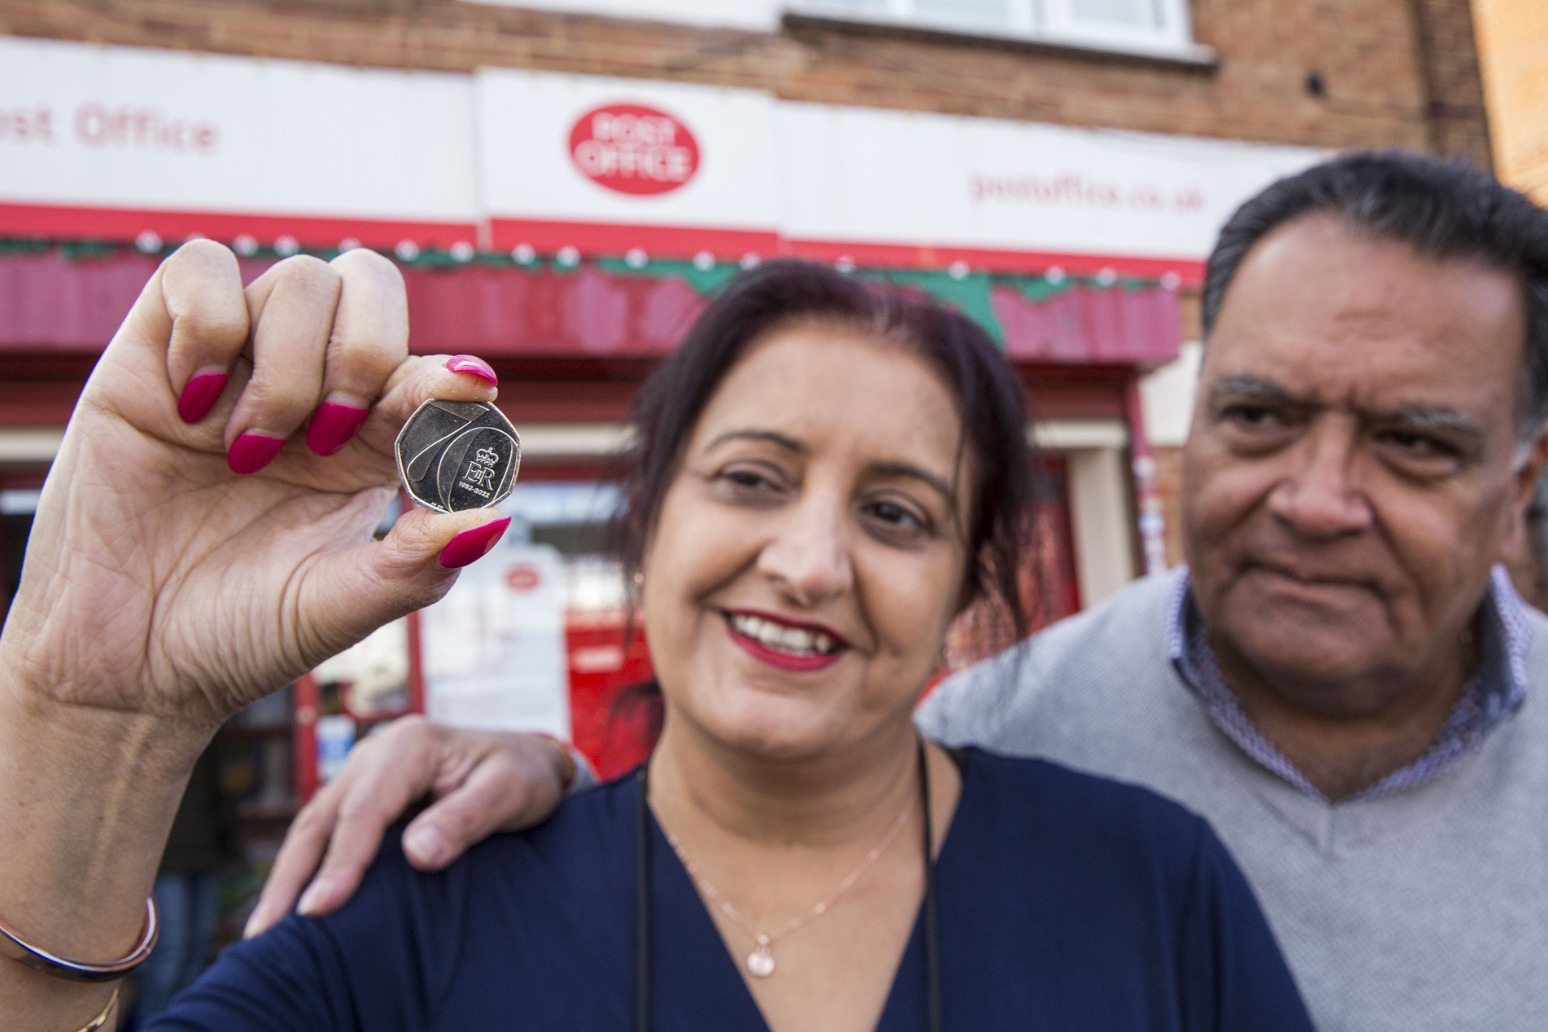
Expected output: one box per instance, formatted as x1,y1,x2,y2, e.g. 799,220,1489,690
1203,150,1548,440
614,258,1038,641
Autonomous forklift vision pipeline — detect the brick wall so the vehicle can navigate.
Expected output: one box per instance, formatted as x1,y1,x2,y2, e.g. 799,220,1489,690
1411,0,1495,167
1150,445,1189,569
0,0,1488,158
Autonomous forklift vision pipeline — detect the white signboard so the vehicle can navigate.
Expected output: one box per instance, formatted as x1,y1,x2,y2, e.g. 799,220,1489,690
0,36,478,247
776,103,1321,265
420,541,571,737
477,76,1320,274
476,69,780,255
1,37,1326,277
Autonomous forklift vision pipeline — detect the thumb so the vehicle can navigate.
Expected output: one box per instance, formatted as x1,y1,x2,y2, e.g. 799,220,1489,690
303,504,512,653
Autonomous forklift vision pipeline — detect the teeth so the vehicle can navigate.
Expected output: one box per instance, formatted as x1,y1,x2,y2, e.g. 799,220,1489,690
729,614,840,657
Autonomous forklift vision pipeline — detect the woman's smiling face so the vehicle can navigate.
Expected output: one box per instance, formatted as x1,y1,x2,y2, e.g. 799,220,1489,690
640,322,975,761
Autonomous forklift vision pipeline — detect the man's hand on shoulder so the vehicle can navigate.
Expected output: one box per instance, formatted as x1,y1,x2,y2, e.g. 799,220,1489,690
244,716,581,938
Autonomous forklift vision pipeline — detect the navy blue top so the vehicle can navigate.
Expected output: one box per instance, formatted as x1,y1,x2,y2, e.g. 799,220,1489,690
152,750,1312,1031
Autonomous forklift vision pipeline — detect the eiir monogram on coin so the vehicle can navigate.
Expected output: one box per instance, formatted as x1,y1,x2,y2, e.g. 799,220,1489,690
395,400,521,512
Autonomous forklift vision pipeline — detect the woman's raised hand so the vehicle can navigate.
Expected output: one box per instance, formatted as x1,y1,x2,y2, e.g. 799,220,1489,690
0,240,509,731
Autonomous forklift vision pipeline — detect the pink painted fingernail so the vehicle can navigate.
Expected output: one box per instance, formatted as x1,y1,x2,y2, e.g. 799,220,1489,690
305,401,370,456
445,354,497,385
177,372,229,423
228,432,287,475
438,516,511,569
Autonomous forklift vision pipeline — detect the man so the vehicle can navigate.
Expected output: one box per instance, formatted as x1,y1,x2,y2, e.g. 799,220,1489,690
247,151,1548,1031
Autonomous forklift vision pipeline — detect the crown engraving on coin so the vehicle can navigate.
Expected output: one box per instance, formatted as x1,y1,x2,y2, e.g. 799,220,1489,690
395,399,521,512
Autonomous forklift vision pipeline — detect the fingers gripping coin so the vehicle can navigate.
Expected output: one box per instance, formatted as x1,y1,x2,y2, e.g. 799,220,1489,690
396,400,521,512
11,244,482,726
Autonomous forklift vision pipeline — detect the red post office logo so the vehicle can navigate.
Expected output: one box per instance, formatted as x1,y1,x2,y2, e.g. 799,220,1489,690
569,103,700,196
505,565,542,592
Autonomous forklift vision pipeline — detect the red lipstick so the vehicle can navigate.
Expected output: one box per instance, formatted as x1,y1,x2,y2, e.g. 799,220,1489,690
724,612,847,673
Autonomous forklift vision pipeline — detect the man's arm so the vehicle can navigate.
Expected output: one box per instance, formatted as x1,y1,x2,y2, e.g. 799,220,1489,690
245,717,591,937
257,627,1061,935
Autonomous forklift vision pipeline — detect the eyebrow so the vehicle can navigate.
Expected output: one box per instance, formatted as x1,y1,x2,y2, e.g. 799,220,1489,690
705,428,808,454
1208,375,1298,408
705,428,959,503
1210,374,1487,446
867,460,959,506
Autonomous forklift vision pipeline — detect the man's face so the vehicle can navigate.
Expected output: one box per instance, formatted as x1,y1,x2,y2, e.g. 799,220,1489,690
1182,214,1546,719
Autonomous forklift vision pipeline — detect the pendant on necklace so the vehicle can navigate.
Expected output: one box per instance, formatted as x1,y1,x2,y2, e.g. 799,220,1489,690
746,936,776,978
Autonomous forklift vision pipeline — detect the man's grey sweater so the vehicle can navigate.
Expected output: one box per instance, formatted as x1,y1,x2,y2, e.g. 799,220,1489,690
916,570,1548,1032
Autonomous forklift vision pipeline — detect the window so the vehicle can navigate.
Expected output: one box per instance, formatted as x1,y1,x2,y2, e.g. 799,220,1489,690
1042,0,1194,53
459,0,781,31
798,0,1025,34
790,0,1200,59
464,0,1202,59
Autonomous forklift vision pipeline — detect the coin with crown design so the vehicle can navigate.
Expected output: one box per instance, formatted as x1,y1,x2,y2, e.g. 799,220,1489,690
395,399,521,512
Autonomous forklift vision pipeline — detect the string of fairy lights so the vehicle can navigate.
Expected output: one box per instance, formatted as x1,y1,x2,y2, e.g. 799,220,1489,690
0,233,1183,291
0,233,1185,352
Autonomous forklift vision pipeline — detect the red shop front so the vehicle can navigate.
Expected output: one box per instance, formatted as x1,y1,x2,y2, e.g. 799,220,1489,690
0,243,1177,796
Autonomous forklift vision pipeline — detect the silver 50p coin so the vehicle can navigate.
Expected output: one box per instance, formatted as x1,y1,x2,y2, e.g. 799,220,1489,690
395,399,521,512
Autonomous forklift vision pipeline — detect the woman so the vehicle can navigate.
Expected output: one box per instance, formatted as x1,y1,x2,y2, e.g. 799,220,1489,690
0,246,1310,1032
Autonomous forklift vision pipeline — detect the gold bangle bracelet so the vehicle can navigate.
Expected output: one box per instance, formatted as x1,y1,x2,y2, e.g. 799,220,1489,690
0,897,159,982
73,986,120,1032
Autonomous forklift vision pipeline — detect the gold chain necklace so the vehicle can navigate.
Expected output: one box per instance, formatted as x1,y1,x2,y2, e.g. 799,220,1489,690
654,787,915,978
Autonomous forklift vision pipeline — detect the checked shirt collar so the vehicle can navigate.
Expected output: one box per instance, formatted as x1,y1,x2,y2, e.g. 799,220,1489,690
1165,565,1530,801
